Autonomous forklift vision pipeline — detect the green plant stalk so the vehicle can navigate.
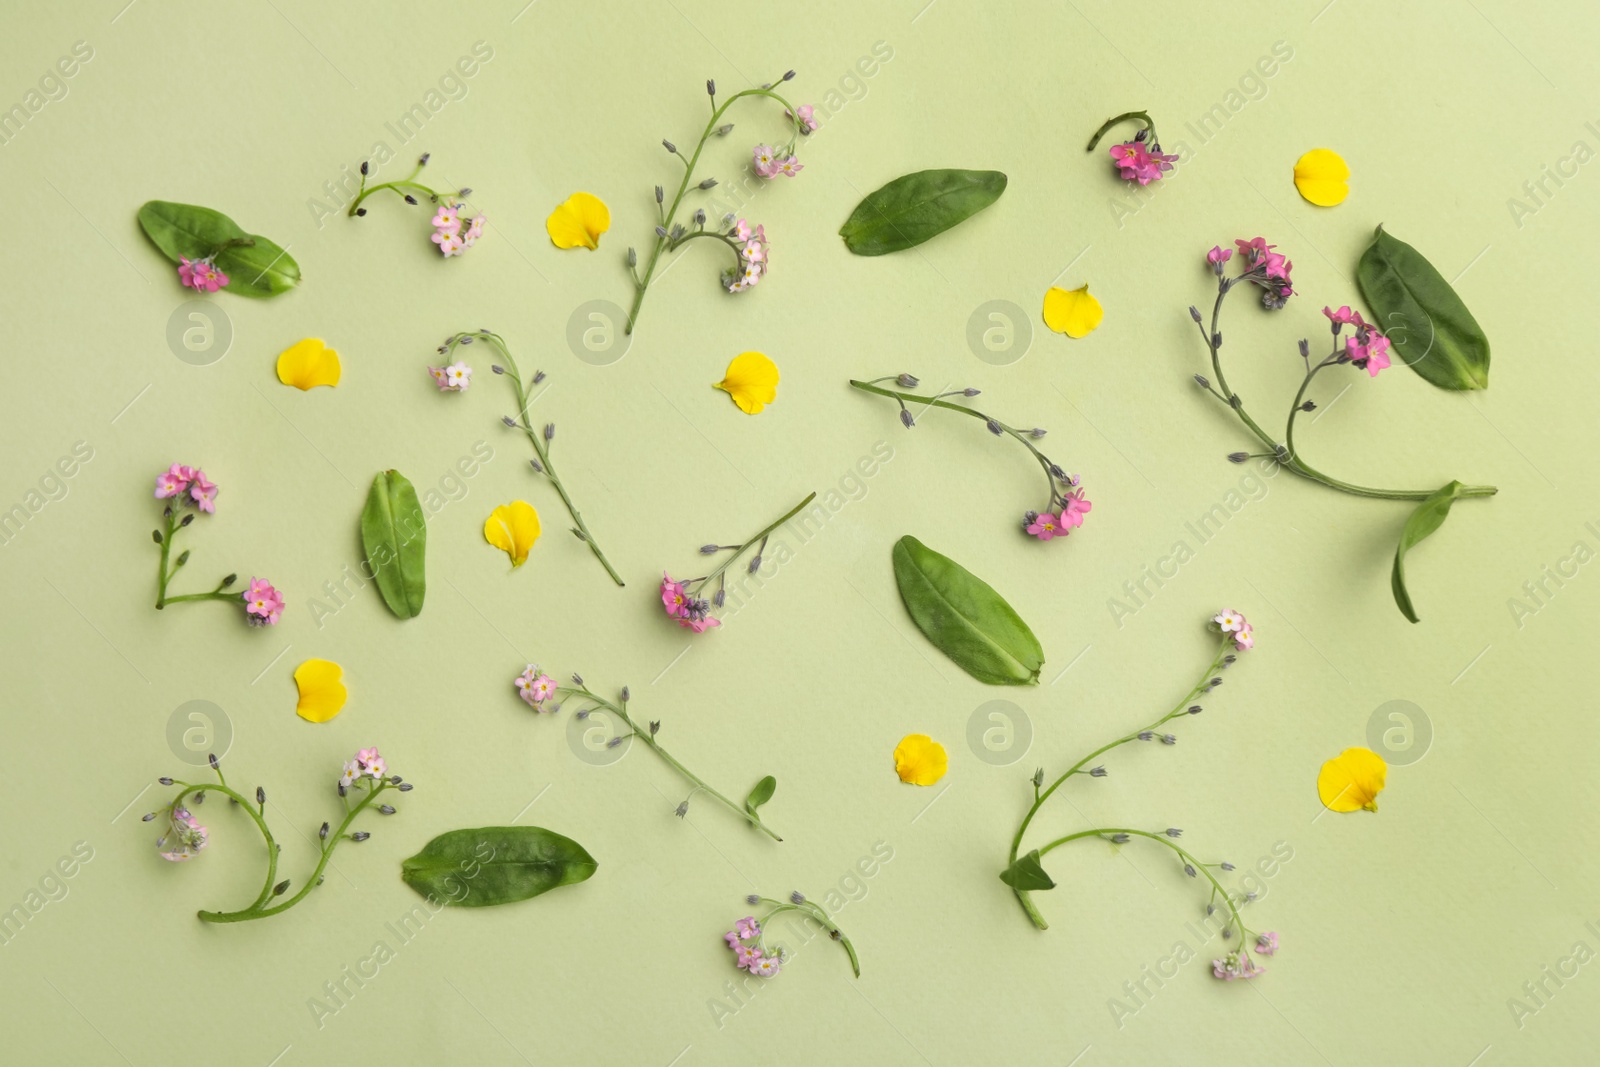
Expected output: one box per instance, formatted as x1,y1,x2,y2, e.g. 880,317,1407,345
1007,636,1232,930
446,330,625,587
1194,280,1496,502
346,157,449,215
626,82,803,335
1086,109,1158,151
154,511,236,609
688,492,817,599
558,685,781,841
752,895,860,976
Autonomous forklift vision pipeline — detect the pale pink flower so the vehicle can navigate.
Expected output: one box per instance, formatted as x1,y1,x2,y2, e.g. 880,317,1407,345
788,104,819,132
431,205,461,233
1234,624,1255,651
444,362,471,391
680,614,722,634
1061,489,1092,529
735,916,762,940
155,464,190,499
733,219,753,242
1212,951,1264,980
244,577,284,626
723,929,743,949
1256,931,1279,956
157,807,208,861
1322,305,1365,328
463,214,487,246
178,258,200,290
752,145,781,178
776,156,804,178
356,747,387,779
735,944,762,970
188,470,218,513
1233,237,1294,307
429,366,451,390
339,760,360,790
749,955,781,978
435,232,465,257
1213,610,1245,633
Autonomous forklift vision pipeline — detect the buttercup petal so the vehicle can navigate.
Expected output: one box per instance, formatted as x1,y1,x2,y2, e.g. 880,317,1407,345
893,733,949,786
1316,746,1387,812
276,339,342,390
294,659,348,723
1042,284,1105,339
484,501,542,567
714,351,780,415
1293,148,1350,207
545,192,611,250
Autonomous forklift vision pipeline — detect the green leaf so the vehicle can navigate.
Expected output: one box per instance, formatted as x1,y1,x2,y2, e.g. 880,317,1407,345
360,470,426,619
839,169,1007,256
891,535,1043,685
999,850,1056,891
744,775,777,818
1391,480,1465,623
400,826,597,908
136,200,301,298
1356,225,1489,390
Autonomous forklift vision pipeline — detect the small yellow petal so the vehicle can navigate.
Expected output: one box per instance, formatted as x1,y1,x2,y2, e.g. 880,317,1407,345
894,733,948,786
713,351,780,415
483,501,542,568
275,339,341,390
1293,148,1350,206
1317,746,1387,812
294,659,347,723
1042,284,1104,339
545,192,611,250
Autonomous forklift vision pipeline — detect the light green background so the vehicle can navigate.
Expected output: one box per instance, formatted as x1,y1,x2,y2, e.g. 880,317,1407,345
2,0,1596,1063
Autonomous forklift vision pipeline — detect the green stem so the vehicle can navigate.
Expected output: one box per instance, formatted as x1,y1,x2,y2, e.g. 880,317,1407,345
754,896,859,976
154,512,238,610
1086,110,1157,151
693,492,817,592
347,157,446,215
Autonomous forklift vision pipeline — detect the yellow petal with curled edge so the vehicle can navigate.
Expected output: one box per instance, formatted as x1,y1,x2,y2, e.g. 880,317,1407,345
1293,148,1350,206
294,659,347,723
483,501,542,568
1317,746,1387,812
275,338,341,390
714,351,780,415
545,192,611,250
1042,284,1104,339
894,733,948,786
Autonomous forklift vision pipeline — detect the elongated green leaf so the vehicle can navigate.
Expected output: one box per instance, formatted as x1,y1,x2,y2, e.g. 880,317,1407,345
1356,226,1489,390
999,850,1055,891
137,200,301,298
839,169,1007,256
400,826,597,907
892,535,1043,685
1391,480,1465,623
361,470,426,619
744,775,777,818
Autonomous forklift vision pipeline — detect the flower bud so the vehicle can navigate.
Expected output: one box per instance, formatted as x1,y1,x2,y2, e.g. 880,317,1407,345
963,388,980,397
655,225,668,238
621,686,631,702
360,160,369,176
1184,864,1197,877
1031,767,1044,787
397,782,413,792
355,207,367,216
700,544,720,554
748,555,762,573
649,720,660,736
404,194,418,205
1165,828,1183,838
419,152,431,165
351,831,371,842
180,513,194,527
273,879,290,895
142,811,157,821
1111,833,1130,844
256,786,266,805
606,736,623,749
1188,705,1203,714
791,891,806,904
986,419,1003,436
502,415,517,427
319,821,329,839
627,247,638,267
783,69,796,80
1300,400,1316,412
716,123,734,136
746,893,760,904
544,423,555,440
699,178,717,190
530,459,543,474
1220,861,1235,871
899,409,914,429
1089,766,1106,777
1227,452,1248,463
208,753,219,770
152,529,163,544
158,777,173,786
662,139,677,153
379,805,395,815
1189,306,1203,323
1030,428,1047,438
706,79,716,95
896,373,919,388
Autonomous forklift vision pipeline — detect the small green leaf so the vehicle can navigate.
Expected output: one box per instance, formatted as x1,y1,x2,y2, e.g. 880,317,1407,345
744,775,777,817
400,826,597,908
1356,225,1489,390
839,169,1007,256
360,470,426,619
137,200,301,298
1391,480,1465,623
892,535,1043,685
999,850,1056,891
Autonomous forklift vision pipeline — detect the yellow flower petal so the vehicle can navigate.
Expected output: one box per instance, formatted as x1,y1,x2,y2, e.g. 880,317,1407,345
713,351,780,415
294,659,347,723
1042,284,1104,339
1293,148,1350,207
483,501,542,568
894,733,948,786
275,338,341,391
1317,746,1387,812
545,192,611,250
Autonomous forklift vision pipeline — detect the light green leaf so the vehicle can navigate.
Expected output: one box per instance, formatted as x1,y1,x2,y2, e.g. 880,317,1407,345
892,535,1043,685
839,169,1007,256
744,775,777,818
1391,480,1465,623
360,470,426,619
400,826,597,908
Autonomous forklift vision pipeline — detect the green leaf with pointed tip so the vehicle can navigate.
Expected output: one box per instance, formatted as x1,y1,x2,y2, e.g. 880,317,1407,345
744,775,777,818
892,535,1043,685
360,470,426,619
999,850,1056,891
839,169,1007,255
400,826,597,908
137,200,300,298
1392,480,1465,623
1356,225,1488,390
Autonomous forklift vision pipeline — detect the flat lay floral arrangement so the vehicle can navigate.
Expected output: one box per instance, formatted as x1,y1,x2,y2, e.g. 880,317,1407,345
128,81,1489,997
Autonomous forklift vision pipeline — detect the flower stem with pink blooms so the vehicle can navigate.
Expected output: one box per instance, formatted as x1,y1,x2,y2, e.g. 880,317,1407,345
626,76,807,335
747,894,859,976
1086,109,1158,151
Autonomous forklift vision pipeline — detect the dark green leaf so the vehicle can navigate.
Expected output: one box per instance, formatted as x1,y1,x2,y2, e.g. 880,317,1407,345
839,169,1007,256
744,775,777,817
137,200,301,298
999,850,1055,891
1391,480,1465,623
892,535,1043,685
360,470,426,619
1356,225,1489,390
400,826,597,908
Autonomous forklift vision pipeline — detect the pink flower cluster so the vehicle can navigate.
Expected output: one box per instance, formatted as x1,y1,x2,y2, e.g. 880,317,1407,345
1232,237,1295,309
429,361,472,391
179,257,229,293
1109,139,1178,185
244,577,285,626
514,665,560,710
785,104,819,133
751,144,803,179
430,202,486,258
1212,609,1255,651
661,573,720,633
1024,489,1092,542
723,218,770,294
339,747,389,790
724,915,781,978
1324,305,1392,378
1212,932,1277,981
156,806,209,862
154,463,219,514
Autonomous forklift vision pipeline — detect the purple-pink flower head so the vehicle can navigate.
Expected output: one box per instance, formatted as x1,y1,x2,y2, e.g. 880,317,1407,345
244,577,285,626
1346,334,1392,378
1233,237,1295,309
1109,140,1178,185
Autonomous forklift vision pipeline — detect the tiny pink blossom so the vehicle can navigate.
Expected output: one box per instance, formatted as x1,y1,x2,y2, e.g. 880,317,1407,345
188,470,218,513
1213,609,1245,633
680,615,722,633
787,104,819,132
724,930,743,949
1207,245,1233,266
1025,511,1063,541
431,205,461,233
748,955,781,978
1234,624,1255,651
1256,931,1279,956
735,916,762,940
661,574,690,618
1322,305,1364,328
735,944,762,970
1061,489,1092,529
189,260,228,293
1109,141,1177,185
776,156,804,178
1346,334,1392,377
429,366,451,390
155,464,190,499
752,145,781,178
244,577,284,626
463,214,487,246
435,232,466,257
1212,951,1264,980
178,258,200,290
157,807,208,861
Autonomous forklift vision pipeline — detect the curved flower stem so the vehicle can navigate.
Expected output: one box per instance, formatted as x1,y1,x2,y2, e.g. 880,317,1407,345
626,82,803,335
347,156,447,215
1086,110,1157,151
559,686,781,841
447,330,625,587
1007,637,1232,929
754,896,860,976
1195,280,1498,502
154,512,237,609
691,492,817,595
